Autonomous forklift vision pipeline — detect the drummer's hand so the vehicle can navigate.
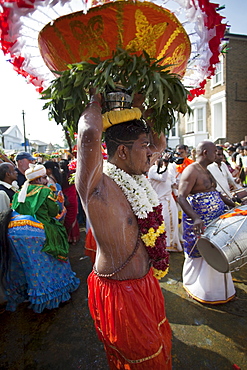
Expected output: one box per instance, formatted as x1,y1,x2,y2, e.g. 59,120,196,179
193,218,204,237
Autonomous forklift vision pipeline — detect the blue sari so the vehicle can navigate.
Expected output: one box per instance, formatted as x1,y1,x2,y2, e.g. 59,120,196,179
183,191,226,258
4,211,80,313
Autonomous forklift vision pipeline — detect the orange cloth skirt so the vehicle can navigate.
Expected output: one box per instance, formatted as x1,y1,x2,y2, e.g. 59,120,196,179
88,268,172,369
84,228,97,264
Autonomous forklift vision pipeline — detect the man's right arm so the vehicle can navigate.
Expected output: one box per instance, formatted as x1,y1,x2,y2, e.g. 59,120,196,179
76,94,103,204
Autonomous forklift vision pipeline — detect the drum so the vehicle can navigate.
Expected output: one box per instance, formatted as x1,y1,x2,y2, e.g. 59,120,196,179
197,205,247,273
231,187,247,205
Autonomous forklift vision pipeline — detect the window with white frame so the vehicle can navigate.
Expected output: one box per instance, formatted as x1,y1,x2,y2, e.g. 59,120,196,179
210,90,226,141
211,56,224,87
197,107,204,131
186,97,207,134
186,111,194,133
171,126,176,136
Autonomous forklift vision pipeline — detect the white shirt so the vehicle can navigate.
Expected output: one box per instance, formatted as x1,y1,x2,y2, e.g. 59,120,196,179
241,155,247,168
0,180,19,212
207,161,240,197
148,163,176,198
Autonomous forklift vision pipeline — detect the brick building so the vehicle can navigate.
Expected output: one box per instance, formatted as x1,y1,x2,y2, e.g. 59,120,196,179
168,33,247,149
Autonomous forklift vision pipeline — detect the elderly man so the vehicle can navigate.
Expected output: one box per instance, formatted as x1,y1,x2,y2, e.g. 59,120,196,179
0,163,18,212
76,94,171,369
15,151,36,187
178,141,236,305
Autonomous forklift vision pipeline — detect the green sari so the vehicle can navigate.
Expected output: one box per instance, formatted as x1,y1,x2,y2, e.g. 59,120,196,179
12,184,69,260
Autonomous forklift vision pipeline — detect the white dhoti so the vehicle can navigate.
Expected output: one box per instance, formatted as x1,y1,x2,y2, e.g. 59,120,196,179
183,253,235,304
148,163,182,253
160,194,182,252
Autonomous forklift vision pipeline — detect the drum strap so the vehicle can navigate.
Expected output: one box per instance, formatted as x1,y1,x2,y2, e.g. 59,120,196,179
212,174,240,204
212,175,232,199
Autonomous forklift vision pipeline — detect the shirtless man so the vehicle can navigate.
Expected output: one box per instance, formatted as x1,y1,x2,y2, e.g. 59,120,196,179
76,93,172,369
178,141,236,304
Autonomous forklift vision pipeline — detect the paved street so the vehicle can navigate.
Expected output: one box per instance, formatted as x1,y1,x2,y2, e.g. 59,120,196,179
1,231,246,369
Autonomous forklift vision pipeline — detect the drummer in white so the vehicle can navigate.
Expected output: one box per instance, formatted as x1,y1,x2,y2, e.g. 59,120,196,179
207,146,241,198
178,140,236,304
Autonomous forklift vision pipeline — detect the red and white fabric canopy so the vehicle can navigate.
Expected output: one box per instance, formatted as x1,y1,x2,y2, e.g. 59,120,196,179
0,0,227,97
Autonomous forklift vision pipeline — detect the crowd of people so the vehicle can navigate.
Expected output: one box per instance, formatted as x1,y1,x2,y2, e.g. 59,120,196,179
0,151,83,313
0,121,246,367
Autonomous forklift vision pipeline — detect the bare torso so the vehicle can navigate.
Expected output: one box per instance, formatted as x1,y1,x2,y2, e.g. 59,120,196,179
86,174,150,280
188,162,217,194
76,95,165,280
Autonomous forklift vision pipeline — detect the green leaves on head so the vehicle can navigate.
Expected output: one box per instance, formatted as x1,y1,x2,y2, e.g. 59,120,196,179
41,48,190,135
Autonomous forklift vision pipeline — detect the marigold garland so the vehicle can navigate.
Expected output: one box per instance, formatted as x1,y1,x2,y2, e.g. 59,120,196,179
141,222,165,247
103,162,169,279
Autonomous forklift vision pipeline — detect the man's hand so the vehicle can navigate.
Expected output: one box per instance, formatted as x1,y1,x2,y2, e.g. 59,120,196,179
193,217,205,237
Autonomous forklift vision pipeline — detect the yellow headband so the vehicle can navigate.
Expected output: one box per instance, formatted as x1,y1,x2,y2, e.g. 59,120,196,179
102,108,142,132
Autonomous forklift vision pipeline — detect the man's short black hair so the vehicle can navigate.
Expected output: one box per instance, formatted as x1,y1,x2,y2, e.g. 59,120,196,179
105,119,150,159
0,163,11,181
176,144,188,151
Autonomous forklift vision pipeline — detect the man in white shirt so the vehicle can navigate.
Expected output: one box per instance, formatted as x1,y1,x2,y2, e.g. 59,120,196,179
0,162,19,212
207,146,240,198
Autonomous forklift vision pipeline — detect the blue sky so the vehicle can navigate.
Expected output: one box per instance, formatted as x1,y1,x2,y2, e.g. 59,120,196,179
220,0,247,35
0,0,246,147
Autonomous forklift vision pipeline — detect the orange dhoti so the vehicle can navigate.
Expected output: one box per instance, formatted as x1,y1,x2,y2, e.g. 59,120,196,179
84,228,97,264
88,268,172,369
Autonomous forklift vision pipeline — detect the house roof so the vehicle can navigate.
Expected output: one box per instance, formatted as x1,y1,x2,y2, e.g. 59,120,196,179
0,125,23,137
0,126,10,134
31,140,48,146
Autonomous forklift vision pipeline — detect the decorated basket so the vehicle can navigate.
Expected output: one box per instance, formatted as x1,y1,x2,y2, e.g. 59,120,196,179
38,1,190,78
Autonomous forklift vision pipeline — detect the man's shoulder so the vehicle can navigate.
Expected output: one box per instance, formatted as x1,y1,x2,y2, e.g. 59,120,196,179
0,182,8,190
89,173,127,203
221,161,229,171
207,162,218,172
0,188,9,196
182,161,197,172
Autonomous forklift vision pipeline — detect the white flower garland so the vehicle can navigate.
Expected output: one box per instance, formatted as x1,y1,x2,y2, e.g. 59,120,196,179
103,162,159,219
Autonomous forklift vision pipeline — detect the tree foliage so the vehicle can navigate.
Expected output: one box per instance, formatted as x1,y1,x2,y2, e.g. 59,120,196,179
41,48,191,136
